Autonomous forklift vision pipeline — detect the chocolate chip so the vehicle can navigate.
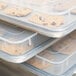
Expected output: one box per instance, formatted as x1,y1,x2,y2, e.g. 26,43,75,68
43,23,48,26
15,50,18,52
12,12,15,14
58,3,62,5
51,22,56,26
39,16,45,22
60,22,64,25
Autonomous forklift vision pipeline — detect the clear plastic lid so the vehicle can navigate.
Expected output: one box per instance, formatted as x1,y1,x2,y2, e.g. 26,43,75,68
0,21,37,44
23,0,76,14
51,31,76,55
2,0,76,14
36,48,67,64
0,0,76,35
36,31,76,64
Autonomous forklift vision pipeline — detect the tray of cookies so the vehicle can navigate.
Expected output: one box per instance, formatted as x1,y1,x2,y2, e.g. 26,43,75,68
0,0,76,38
0,20,59,63
27,31,76,75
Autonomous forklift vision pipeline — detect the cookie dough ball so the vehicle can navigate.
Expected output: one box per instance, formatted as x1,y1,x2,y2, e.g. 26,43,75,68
54,0,76,11
1,40,34,55
29,14,64,28
0,2,7,10
4,7,32,17
49,15,64,27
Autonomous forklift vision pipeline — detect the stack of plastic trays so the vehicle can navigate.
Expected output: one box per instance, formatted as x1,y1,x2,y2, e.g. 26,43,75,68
0,0,75,37
25,0,76,37
0,20,56,63
27,31,76,75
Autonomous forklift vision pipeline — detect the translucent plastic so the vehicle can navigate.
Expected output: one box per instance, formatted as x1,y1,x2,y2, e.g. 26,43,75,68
25,0,76,30
23,0,76,12
2,0,76,28
27,31,76,75
24,63,76,76
0,1,76,37
0,21,36,44
0,21,37,55
0,21,50,56
51,31,76,55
